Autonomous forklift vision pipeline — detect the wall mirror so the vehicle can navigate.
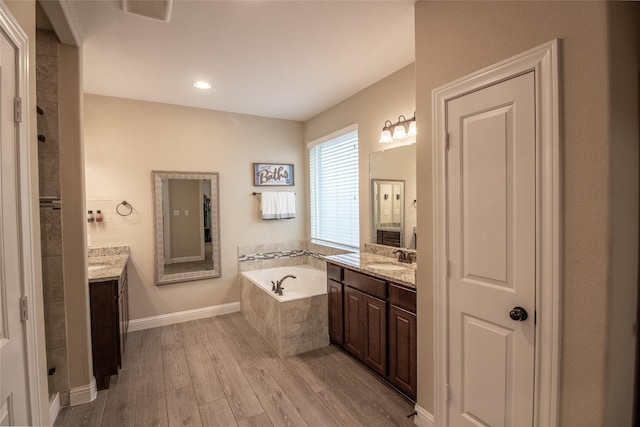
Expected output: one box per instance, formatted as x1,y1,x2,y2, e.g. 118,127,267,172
152,171,221,285
369,143,416,249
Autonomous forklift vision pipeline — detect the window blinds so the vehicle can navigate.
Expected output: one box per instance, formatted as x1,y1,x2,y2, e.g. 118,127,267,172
309,129,359,249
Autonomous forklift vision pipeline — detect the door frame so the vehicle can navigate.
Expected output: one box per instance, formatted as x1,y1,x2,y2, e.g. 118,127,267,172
433,40,561,426
0,2,45,425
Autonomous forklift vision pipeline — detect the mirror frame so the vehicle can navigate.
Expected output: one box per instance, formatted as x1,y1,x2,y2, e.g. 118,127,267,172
152,170,221,285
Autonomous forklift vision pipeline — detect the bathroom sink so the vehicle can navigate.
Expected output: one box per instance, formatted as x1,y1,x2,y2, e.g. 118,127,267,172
88,265,110,271
367,263,407,271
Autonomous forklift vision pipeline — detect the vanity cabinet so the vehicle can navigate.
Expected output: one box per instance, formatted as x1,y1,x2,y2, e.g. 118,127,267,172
388,285,417,399
90,265,129,390
376,229,401,247
327,263,343,344
327,262,416,400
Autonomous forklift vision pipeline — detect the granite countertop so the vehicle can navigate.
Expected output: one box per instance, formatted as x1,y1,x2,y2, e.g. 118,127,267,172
88,246,129,283
324,252,416,289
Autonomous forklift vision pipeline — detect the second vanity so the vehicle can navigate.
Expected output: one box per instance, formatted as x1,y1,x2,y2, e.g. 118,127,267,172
88,246,130,389
325,248,417,401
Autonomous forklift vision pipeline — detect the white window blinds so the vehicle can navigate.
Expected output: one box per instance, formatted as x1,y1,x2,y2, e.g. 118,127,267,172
309,128,359,249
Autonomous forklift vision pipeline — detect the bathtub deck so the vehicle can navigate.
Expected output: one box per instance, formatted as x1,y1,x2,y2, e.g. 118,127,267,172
54,312,415,427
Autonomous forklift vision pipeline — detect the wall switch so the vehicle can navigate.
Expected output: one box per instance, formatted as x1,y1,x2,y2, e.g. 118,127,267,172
184,210,189,216
173,210,180,216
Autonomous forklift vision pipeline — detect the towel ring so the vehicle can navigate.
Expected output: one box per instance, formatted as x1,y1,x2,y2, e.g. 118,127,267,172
116,201,133,216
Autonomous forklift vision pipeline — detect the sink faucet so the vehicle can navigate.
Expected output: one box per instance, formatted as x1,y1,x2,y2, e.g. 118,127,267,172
394,249,415,264
272,275,296,296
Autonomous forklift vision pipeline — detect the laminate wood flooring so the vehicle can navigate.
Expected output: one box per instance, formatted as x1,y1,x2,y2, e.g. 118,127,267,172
54,313,416,427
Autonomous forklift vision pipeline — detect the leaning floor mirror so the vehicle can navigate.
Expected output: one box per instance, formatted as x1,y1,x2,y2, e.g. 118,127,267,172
152,171,221,285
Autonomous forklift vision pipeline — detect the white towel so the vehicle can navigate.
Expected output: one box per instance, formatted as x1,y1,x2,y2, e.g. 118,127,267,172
260,191,295,220
277,192,295,219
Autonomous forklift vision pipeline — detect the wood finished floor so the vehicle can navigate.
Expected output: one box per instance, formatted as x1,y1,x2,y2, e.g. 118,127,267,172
54,313,415,427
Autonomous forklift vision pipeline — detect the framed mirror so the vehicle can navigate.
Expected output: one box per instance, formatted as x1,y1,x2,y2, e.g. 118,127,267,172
152,171,221,285
369,143,416,249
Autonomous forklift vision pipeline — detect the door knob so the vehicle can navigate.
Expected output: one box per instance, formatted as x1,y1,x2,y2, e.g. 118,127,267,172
509,306,528,321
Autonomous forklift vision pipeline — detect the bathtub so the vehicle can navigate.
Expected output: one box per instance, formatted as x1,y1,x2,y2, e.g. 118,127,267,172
241,265,326,302
240,265,329,357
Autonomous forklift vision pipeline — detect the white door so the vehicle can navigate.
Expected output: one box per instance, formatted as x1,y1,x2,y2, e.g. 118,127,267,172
446,71,536,427
0,26,30,426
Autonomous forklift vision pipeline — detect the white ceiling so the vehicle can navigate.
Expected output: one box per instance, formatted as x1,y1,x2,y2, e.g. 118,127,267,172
59,0,415,122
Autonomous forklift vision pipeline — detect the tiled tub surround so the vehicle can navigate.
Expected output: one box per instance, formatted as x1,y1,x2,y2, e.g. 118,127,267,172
88,246,130,282
240,265,329,357
238,241,353,272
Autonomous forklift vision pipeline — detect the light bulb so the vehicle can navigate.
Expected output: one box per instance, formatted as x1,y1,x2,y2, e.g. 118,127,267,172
408,120,417,136
392,124,407,140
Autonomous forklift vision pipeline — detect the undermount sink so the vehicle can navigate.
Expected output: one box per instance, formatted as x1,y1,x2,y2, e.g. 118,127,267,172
88,265,110,271
367,263,407,271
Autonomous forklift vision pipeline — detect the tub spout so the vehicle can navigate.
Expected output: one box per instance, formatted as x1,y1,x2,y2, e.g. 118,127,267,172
274,275,296,295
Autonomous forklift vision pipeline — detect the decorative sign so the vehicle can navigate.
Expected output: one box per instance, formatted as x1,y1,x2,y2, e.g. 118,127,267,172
253,163,294,186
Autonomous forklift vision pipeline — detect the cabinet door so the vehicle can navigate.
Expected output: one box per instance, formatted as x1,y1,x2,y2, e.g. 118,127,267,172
328,279,343,345
363,294,387,376
90,280,119,389
388,305,417,400
344,286,365,360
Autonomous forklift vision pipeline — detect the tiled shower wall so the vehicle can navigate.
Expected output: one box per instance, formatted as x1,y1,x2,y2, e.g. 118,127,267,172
37,30,69,406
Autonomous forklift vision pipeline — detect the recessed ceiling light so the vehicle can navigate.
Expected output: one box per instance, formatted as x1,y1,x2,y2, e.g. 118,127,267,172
193,81,212,90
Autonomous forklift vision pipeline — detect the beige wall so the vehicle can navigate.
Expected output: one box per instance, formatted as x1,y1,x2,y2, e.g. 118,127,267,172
304,63,415,246
415,1,639,425
59,43,93,393
84,95,305,320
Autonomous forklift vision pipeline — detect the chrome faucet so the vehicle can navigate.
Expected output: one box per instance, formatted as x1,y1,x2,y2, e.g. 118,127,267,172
272,274,296,296
394,249,415,264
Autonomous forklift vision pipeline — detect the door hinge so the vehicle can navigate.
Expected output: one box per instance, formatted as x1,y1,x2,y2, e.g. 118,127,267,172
446,260,450,277
20,296,28,322
14,97,22,123
445,133,450,151
445,383,450,402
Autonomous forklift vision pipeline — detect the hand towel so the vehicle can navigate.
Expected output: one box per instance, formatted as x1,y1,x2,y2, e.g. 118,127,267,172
260,191,295,220
260,192,279,220
276,192,296,219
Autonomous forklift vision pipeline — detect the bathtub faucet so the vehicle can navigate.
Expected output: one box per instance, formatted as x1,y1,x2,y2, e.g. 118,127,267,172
274,275,296,296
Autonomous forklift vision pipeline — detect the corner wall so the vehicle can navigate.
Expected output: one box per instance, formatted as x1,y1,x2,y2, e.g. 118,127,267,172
304,63,415,246
83,95,305,321
415,1,639,424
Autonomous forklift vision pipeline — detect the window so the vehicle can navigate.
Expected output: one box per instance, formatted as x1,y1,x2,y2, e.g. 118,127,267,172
308,125,359,249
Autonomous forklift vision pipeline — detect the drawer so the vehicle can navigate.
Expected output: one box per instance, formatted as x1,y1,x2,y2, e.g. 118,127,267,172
344,269,386,300
327,263,342,281
389,284,416,313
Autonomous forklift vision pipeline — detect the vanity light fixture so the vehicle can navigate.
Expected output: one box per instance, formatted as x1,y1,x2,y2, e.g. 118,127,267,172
379,112,417,143
379,120,394,143
392,115,408,140
193,81,212,90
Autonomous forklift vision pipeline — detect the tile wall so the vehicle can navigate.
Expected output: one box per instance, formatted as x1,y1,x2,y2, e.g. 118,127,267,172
37,29,69,406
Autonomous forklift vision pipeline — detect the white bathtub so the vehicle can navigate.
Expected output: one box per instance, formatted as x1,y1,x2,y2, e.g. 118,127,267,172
241,265,326,302
240,264,329,357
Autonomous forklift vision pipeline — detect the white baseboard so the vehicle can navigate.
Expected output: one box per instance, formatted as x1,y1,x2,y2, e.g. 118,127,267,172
414,405,434,427
69,377,97,406
49,392,60,424
128,302,240,332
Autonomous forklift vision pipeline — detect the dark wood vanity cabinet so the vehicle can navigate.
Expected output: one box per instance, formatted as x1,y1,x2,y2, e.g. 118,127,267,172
388,284,417,399
327,263,343,345
327,262,416,401
376,229,401,247
90,266,129,390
